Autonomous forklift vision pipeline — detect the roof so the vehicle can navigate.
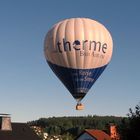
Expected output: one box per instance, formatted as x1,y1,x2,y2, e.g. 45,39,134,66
0,123,41,140
75,129,111,140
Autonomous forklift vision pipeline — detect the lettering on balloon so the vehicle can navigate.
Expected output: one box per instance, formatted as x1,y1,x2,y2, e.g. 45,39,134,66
80,51,105,59
72,70,94,83
48,38,108,59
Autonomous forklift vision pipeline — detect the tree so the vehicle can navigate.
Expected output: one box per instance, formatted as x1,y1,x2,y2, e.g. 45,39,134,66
29,115,122,138
119,103,140,140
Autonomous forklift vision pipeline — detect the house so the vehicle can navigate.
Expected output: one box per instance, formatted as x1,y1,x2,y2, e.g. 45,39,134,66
31,126,49,140
0,114,41,140
75,129,111,140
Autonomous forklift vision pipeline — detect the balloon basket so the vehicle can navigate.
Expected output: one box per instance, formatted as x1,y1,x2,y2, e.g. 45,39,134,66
76,103,84,110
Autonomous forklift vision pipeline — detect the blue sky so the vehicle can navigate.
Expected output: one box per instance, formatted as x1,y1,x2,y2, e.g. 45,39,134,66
0,0,140,122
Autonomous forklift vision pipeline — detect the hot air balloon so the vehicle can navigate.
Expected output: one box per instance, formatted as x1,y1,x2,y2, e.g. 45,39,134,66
44,18,113,110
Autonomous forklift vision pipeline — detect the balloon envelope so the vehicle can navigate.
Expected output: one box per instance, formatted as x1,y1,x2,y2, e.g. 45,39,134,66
44,18,113,102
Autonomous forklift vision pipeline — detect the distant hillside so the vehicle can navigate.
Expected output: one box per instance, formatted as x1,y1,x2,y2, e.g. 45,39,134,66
28,115,124,139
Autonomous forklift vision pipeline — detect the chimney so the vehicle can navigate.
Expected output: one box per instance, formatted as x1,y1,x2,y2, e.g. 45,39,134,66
110,123,120,140
0,114,12,131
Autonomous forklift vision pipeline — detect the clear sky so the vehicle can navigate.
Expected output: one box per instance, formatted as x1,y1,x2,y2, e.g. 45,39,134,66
0,0,140,122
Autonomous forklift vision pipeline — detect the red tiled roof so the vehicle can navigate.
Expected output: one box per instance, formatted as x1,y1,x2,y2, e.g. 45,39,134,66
85,129,111,140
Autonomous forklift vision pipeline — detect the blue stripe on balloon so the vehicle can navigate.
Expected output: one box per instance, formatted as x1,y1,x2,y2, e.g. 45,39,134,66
47,61,107,100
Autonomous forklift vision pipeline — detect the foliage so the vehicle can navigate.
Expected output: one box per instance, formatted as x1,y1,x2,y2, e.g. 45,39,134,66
28,115,122,139
119,103,140,140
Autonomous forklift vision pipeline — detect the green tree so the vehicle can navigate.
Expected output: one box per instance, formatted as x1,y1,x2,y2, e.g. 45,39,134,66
28,115,122,138
119,103,140,140
61,133,73,140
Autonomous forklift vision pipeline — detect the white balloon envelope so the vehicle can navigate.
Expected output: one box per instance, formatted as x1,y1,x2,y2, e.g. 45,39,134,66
44,18,113,110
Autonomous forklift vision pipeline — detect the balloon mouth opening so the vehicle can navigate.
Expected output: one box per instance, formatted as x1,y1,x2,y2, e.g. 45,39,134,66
73,92,86,101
